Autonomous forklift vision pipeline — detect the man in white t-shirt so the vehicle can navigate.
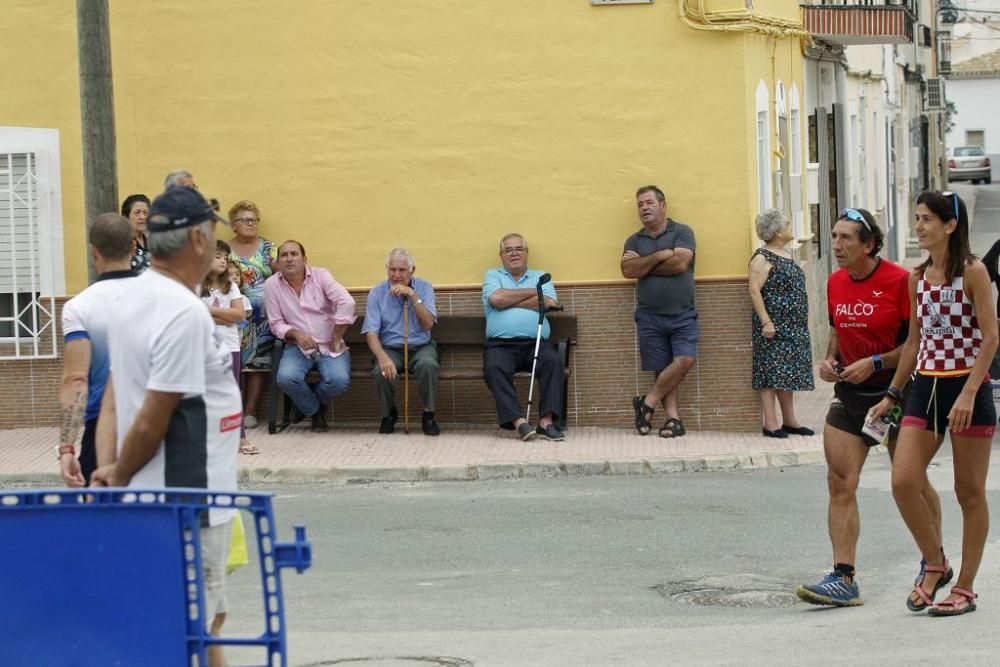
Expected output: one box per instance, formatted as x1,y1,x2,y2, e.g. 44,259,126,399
90,187,238,667
58,213,137,486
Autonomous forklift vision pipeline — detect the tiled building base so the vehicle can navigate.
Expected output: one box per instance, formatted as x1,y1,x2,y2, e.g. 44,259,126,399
0,279,766,432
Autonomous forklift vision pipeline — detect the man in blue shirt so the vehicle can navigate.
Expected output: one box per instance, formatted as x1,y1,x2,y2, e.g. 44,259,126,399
363,248,440,435
483,233,564,441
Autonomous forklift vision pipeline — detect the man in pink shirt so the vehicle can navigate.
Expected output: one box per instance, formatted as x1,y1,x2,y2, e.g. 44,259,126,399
265,240,357,432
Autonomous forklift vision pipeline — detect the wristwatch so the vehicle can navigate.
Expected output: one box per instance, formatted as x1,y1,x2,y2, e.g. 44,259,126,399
872,353,883,372
415,298,423,305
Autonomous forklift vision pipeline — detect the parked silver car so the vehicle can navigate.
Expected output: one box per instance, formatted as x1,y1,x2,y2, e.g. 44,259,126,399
948,146,992,184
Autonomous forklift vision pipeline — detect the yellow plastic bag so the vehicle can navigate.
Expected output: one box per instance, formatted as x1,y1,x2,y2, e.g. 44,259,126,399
226,512,250,575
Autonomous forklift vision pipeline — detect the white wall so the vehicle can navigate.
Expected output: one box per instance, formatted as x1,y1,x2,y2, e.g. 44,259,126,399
946,77,1000,154
949,0,1000,65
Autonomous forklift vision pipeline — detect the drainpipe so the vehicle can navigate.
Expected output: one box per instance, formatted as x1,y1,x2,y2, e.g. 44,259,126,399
834,60,849,212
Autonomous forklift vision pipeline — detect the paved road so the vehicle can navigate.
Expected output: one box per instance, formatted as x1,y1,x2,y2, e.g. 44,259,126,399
967,175,1000,258
222,444,1000,666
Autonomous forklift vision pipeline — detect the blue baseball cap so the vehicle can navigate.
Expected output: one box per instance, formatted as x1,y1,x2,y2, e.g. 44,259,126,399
148,187,229,232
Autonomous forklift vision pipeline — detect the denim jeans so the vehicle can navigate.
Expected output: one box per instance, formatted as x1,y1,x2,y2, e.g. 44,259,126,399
276,345,351,417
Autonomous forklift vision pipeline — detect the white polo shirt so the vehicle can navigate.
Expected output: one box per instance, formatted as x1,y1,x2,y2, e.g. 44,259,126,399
109,270,241,525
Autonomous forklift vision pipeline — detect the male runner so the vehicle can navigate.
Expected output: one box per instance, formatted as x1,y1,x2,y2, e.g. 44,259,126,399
795,208,945,606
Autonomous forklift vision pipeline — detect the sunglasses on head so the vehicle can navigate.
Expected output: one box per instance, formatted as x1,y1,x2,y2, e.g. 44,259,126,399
940,191,961,221
839,208,872,233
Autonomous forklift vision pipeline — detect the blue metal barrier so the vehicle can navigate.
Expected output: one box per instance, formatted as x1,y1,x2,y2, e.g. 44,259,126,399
0,489,311,667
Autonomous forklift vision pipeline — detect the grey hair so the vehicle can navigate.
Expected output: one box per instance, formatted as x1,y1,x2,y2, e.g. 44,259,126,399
386,247,415,271
163,169,194,189
499,233,527,252
754,209,787,242
147,220,214,259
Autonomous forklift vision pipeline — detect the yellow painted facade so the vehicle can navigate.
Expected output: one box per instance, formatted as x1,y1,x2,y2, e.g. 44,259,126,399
3,1,807,294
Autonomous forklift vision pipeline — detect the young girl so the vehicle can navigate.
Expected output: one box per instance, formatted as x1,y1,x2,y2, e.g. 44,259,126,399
203,240,259,455
871,190,997,616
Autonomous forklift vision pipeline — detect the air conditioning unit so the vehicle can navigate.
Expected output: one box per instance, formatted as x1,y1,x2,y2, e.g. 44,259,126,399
925,78,946,110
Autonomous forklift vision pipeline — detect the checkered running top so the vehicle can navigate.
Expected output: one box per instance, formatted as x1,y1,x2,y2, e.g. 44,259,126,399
916,275,982,373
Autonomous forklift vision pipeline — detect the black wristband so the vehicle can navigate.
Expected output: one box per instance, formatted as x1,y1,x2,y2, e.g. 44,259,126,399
886,385,905,403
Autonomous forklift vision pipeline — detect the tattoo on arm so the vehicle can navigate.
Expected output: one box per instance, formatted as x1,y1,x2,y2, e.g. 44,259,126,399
60,388,87,445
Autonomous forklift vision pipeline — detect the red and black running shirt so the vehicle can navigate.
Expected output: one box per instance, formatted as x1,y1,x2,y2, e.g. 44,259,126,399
827,258,910,389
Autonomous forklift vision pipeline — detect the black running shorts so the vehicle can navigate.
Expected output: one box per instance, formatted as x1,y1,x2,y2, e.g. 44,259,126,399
901,373,997,438
826,382,904,447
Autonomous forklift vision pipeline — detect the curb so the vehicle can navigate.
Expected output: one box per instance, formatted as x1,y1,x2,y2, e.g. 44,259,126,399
237,447,827,485
0,448,828,487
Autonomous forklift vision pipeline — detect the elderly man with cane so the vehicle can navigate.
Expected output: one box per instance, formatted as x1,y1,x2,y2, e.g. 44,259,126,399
363,248,440,435
482,233,564,441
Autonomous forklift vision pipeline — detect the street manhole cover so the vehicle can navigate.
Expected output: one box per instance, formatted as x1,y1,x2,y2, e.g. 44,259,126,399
300,658,473,666
654,574,799,609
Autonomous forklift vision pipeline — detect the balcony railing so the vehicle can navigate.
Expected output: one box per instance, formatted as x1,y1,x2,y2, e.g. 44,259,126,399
802,0,915,45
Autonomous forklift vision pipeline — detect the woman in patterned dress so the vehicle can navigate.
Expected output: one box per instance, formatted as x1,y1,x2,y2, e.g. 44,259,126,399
228,200,278,429
871,191,997,616
748,209,815,438
121,194,151,273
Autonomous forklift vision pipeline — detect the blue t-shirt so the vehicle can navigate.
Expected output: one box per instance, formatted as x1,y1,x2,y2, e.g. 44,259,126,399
362,277,437,348
482,268,558,339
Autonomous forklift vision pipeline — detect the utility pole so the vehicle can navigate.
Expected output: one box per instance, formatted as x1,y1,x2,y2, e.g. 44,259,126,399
76,0,119,285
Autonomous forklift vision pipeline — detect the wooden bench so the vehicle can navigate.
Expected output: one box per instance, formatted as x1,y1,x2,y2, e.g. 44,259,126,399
267,315,577,433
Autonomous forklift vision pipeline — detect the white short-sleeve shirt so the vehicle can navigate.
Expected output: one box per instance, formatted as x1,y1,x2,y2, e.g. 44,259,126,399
109,270,241,525
61,271,138,422
202,282,246,353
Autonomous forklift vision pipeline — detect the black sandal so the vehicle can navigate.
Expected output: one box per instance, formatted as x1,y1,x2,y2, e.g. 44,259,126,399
659,417,686,438
632,396,654,435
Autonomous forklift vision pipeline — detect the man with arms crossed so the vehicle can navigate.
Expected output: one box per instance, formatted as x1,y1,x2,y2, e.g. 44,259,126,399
795,208,945,607
91,187,239,667
483,233,564,441
622,185,697,438
58,213,137,486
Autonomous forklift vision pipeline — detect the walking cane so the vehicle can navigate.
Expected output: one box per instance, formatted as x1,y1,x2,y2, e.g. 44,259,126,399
403,298,410,434
526,273,562,423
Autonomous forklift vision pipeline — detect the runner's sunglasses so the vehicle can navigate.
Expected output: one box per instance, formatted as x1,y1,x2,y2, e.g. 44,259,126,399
839,208,873,233
940,191,961,221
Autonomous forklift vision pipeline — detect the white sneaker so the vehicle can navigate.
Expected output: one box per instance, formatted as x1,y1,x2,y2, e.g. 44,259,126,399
244,415,258,429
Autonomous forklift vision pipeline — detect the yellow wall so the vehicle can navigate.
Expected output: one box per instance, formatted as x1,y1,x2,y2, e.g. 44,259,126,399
740,31,808,251
751,0,804,22
3,1,85,290
3,1,804,293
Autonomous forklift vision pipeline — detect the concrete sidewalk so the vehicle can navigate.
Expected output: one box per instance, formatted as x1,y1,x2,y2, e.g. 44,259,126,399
0,383,836,485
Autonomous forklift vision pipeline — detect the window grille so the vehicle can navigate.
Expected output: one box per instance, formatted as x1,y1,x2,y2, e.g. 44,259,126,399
925,78,946,111
0,150,58,358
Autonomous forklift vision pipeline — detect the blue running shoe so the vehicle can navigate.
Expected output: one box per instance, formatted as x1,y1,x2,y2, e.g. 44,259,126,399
795,572,863,607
